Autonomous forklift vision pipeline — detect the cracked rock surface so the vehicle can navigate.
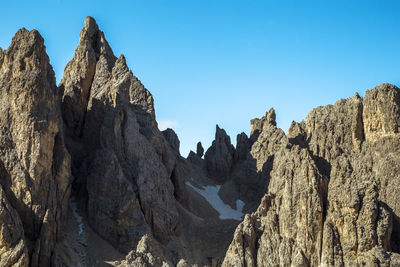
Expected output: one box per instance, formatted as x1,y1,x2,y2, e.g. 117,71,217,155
1,17,400,267
223,84,400,266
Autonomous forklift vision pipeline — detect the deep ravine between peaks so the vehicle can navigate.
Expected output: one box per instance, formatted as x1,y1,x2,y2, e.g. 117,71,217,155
0,16,400,267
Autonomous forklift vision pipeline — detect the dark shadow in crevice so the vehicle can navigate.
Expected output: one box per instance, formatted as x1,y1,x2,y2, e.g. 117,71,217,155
390,211,400,253
313,155,332,179
288,133,309,149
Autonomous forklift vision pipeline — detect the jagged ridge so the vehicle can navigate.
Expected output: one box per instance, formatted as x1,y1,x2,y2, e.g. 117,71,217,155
0,16,400,267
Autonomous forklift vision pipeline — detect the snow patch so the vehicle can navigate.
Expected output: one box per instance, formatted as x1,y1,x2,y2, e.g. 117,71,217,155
70,197,84,236
186,182,244,220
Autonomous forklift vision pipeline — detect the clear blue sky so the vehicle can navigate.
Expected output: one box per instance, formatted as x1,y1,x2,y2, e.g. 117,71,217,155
1,1,400,156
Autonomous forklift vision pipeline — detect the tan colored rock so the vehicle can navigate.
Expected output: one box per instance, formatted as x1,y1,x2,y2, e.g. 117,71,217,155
223,85,400,266
0,48,3,67
229,109,285,210
3,17,400,267
249,108,287,171
119,234,174,267
302,92,364,161
0,185,29,267
363,83,400,142
60,17,180,253
0,28,71,266
320,154,394,266
250,107,277,136
223,144,327,267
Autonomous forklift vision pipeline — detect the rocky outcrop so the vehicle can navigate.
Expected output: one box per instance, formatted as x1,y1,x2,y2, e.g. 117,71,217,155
119,234,174,267
223,84,400,266
228,109,286,210
249,108,286,171
0,28,71,266
196,142,204,158
223,132,327,266
1,19,257,266
57,17,238,266
204,125,235,183
300,93,364,161
2,16,400,267
233,133,250,162
162,128,180,153
250,108,277,136
363,83,400,142
59,17,180,252
0,185,29,267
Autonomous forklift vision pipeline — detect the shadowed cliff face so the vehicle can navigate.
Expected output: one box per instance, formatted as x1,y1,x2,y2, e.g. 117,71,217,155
1,16,400,267
59,16,179,252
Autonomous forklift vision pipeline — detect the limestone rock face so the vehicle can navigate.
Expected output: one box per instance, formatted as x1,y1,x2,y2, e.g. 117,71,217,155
363,83,400,142
0,28,71,266
223,137,327,266
0,48,3,66
223,84,400,266
60,17,154,139
320,153,395,266
250,107,277,137
3,17,400,267
59,17,180,252
204,125,235,183
0,185,29,267
0,19,280,266
249,108,286,171
302,93,364,161
229,109,286,210
119,234,174,267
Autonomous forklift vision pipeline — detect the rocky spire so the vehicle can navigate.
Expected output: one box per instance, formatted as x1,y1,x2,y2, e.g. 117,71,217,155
60,17,155,141
0,27,70,266
250,108,276,137
204,125,235,183
60,16,116,137
234,132,250,161
59,17,179,255
3,16,400,267
196,141,204,157
162,128,180,153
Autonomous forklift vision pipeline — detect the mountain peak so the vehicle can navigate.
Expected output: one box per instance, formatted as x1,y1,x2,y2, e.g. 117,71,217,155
250,107,277,136
9,27,45,52
81,16,99,41
84,16,98,33
75,16,115,62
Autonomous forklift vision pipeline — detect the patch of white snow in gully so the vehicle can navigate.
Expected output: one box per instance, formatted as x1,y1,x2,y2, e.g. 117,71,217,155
186,182,244,220
70,197,84,236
